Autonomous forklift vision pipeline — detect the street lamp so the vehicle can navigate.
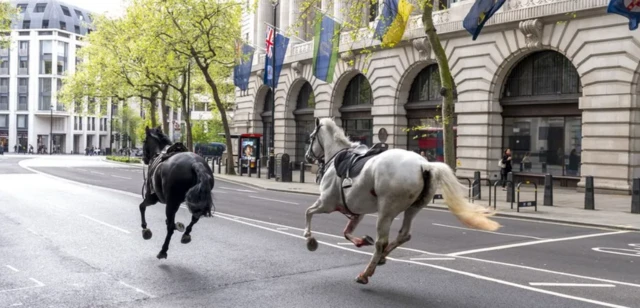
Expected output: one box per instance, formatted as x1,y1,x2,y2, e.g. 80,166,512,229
49,104,53,155
268,0,279,178
109,101,114,155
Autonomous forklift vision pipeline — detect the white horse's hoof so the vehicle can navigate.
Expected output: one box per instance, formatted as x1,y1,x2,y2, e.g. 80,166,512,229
306,237,318,251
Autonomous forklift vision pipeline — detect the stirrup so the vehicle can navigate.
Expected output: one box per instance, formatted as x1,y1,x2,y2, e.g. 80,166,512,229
342,177,353,188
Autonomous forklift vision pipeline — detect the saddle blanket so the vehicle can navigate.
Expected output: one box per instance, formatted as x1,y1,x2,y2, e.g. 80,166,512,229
334,143,388,179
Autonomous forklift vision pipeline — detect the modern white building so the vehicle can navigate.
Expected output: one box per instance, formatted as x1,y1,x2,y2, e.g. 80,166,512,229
233,0,640,194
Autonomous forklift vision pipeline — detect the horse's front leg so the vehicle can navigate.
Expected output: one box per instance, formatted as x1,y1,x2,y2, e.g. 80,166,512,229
343,215,373,248
356,214,394,285
303,198,332,252
139,193,158,240
157,203,179,259
180,215,200,244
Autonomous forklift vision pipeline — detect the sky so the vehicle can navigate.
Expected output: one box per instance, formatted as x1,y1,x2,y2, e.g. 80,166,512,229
60,0,128,17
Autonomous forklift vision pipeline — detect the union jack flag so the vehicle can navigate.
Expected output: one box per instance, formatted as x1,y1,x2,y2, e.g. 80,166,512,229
265,26,275,58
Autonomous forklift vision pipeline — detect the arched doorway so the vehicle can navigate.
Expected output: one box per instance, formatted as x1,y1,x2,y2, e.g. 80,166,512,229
405,64,457,162
294,82,315,163
340,74,373,146
500,50,582,177
261,88,273,159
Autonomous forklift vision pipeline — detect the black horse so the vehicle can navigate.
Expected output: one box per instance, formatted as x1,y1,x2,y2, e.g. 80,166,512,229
140,126,215,259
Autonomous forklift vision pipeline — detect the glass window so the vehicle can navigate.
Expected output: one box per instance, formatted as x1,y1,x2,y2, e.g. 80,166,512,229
17,115,28,128
0,96,8,110
503,51,581,98
407,118,457,162
22,20,30,29
60,21,67,31
18,96,28,110
42,19,49,28
40,40,52,74
34,3,46,13
342,118,373,146
0,114,7,128
503,116,581,177
57,41,68,75
74,9,84,20
343,74,372,106
295,119,314,163
60,6,71,16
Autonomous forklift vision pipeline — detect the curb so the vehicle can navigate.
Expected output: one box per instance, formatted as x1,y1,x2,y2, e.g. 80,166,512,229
215,174,640,232
101,157,144,168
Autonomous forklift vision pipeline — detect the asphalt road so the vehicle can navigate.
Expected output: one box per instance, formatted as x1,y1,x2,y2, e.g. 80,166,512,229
1,156,639,308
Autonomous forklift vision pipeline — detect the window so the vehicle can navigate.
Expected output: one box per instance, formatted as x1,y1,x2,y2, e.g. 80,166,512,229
75,9,84,20
408,65,441,103
0,78,9,93
407,117,458,162
60,5,71,16
343,74,372,106
342,119,373,146
17,4,28,12
17,115,28,129
34,3,46,13
0,96,8,110
74,25,80,34
42,19,49,28
18,78,28,93
39,78,51,110
0,114,7,128
19,41,29,52
369,1,379,23
40,40,52,74
57,41,68,75
18,95,28,111
22,20,30,29
59,21,66,31
503,50,581,98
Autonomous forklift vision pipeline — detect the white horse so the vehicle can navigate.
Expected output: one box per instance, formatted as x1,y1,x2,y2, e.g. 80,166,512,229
303,117,500,284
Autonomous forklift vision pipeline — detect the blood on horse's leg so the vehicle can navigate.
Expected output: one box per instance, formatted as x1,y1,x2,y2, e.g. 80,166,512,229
181,215,200,244
343,215,373,248
378,205,422,265
356,214,393,284
157,204,179,259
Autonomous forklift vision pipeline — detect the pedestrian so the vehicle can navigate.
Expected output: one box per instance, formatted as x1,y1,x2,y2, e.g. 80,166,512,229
500,148,512,190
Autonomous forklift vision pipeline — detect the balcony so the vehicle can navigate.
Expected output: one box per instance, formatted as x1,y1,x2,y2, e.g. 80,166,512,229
18,67,28,75
18,49,28,57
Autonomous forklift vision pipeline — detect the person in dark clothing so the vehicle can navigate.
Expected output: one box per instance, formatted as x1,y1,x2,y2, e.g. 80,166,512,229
500,148,512,189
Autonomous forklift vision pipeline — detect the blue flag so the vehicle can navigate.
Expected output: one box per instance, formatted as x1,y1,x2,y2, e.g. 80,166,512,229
607,0,640,30
233,42,255,91
312,14,341,83
463,0,507,40
263,26,290,88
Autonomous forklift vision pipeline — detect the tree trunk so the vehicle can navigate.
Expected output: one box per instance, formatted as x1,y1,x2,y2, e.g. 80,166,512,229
147,92,158,128
180,93,194,151
192,56,236,175
422,5,456,170
160,86,169,134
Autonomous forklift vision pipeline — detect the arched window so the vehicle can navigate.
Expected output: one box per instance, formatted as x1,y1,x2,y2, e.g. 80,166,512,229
341,74,373,146
343,74,372,106
408,64,441,103
294,82,315,162
503,50,581,98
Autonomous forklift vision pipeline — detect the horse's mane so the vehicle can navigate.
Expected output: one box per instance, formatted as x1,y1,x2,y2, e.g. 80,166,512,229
319,118,358,149
151,128,173,146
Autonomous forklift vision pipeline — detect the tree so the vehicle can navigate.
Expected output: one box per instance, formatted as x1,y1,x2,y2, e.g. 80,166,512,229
113,104,143,149
135,0,242,174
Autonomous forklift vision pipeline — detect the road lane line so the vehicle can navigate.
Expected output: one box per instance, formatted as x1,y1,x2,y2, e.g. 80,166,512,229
29,278,45,287
110,175,132,180
409,257,456,261
529,283,615,287
90,171,105,175
220,187,256,193
448,230,630,256
5,265,19,272
79,214,131,234
249,195,298,205
366,214,398,220
276,227,289,231
118,281,156,298
432,223,544,240
216,215,629,308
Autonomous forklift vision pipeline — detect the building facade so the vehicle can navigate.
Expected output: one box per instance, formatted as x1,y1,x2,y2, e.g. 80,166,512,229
233,0,640,193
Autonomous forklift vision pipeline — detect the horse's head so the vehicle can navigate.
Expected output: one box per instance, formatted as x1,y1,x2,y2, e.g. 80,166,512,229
305,118,324,163
143,125,171,165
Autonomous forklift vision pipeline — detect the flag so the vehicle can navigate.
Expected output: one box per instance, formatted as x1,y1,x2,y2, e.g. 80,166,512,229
233,40,255,91
463,0,507,40
264,26,289,88
607,0,640,30
373,0,414,47
312,14,341,83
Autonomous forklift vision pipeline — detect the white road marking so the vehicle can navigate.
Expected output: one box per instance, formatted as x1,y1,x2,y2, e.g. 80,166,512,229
118,281,156,298
29,278,45,287
215,214,629,308
10,303,23,306
220,187,256,193
592,247,640,258
529,283,616,288
110,175,132,180
249,195,298,205
90,171,105,175
409,257,456,261
432,223,544,240
337,242,353,246
448,230,630,256
0,278,45,294
5,265,19,272
366,214,398,220
79,214,131,234
276,227,289,231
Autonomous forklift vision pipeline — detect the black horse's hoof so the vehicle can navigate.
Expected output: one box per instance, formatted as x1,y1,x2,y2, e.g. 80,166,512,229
363,235,375,246
175,222,185,233
378,257,387,266
306,237,318,251
157,251,168,259
181,235,191,244
142,229,152,240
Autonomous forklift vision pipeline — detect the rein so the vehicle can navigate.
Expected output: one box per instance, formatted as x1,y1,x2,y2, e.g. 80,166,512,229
141,145,169,199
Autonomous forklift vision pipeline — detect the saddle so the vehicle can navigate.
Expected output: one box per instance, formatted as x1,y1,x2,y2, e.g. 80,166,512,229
334,143,388,188
146,143,190,197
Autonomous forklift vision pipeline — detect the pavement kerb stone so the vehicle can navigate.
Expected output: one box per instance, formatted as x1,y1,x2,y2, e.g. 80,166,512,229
215,174,640,232
101,157,144,168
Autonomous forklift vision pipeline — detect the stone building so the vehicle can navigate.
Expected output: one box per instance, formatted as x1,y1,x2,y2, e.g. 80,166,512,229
232,0,640,194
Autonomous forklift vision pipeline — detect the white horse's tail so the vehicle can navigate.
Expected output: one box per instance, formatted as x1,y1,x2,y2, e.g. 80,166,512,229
423,162,501,232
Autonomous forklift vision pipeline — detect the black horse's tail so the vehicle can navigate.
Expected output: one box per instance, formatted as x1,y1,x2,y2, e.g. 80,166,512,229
185,162,214,218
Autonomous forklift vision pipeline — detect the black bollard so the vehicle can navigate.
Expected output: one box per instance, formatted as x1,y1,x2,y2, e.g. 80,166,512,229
257,160,261,178
544,173,553,206
300,161,305,183
248,161,252,177
238,157,243,176
473,171,481,200
542,163,547,174
506,172,514,203
585,176,595,210
519,162,524,172
266,159,271,180
632,178,640,214
217,157,221,174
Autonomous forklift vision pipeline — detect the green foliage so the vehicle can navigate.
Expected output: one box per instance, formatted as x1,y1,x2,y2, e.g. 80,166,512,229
191,119,226,144
0,3,18,49
114,105,143,146
107,156,142,163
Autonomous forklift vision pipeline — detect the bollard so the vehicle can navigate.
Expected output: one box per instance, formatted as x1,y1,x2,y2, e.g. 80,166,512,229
632,178,640,214
585,176,595,210
544,173,553,206
238,157,243,176
473,171,481,200
519,162,524,172
218,157,221,174
542,163,547,174
266,159,271,180
300,161,305,183
257,160,261,178
248,161,252,177
506,172,514,203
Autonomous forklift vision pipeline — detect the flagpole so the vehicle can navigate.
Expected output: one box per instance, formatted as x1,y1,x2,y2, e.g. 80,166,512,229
263,22,306,43
269,0,279,179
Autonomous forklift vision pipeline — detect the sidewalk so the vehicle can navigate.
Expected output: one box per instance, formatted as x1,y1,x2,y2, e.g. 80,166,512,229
214,170,640,231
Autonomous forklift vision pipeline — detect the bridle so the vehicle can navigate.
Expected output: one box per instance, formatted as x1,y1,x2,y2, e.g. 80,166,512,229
306,123,325,163
141,135,168,199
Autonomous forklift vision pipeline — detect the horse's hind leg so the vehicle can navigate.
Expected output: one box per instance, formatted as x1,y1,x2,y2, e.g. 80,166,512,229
356,214,395,285
377,204,423,266
180,215,200,244
139,193,158,240
157,203,179,259
343,215,374,248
